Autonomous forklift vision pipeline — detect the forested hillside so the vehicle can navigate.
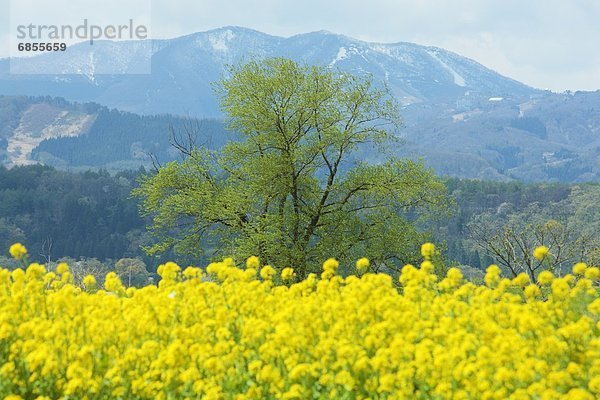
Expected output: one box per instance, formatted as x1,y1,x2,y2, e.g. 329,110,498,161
439,179,600,277
0,165,146,263
2,89,599,182
32,110,232,168
1,165,598,277
0,95,234,170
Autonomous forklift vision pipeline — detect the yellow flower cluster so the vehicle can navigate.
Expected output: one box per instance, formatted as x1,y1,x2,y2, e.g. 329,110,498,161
0,253,599,399
8,243,27,261
534,245,550,261
356,258,370,274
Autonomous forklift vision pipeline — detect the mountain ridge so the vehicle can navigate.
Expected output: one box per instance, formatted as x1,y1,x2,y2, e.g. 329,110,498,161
0,27,598,182
0,26,537,116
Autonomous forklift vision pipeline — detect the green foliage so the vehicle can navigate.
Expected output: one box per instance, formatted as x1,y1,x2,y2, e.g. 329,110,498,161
437,179,600,275
0,165,147,263
115,258,150,287
52,257,111,286
135,58,450,277
32,110,232,167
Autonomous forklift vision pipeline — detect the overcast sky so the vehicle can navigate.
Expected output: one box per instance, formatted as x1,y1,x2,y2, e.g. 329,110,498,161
1,0,599,92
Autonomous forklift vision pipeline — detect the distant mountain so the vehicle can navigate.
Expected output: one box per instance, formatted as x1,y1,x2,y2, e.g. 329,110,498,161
0,96,100,166
2,90,598,183
0,96,232,170
0,26,536,116
395,90,600,182
0,27,599,182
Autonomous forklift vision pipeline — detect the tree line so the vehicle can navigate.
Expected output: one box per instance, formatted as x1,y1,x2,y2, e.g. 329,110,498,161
1,164,598,282
0,165,146,263
2,60,599,283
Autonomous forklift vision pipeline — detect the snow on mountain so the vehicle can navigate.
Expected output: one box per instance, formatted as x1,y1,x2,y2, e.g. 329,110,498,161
0,26,537,117
1,28,598,182
208,29,236,51
328,47,348,67
427,49,466,87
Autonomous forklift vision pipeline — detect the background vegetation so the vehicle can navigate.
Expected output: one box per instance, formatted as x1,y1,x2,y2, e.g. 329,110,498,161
1,164,599,281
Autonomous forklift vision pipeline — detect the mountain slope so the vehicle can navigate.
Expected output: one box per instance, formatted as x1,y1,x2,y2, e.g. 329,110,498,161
2,90,598,183
0,27,536,116
0,96,233,170
1,28,598,182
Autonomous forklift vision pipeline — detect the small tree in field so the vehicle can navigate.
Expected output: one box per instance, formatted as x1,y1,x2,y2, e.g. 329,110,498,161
115,258,150,287
134,58,449,278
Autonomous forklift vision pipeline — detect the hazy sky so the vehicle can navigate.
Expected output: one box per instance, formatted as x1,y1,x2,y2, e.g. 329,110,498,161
1,0,599,92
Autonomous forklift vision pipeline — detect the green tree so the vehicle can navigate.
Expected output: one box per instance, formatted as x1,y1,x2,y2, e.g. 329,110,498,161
115,258,150,287
0,218,27,256
134,58,449,277
468,203,594,281
53,257,110,287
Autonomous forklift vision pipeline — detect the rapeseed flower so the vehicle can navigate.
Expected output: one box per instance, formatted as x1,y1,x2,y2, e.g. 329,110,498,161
421,242,435,259
0,243,597,399
585,267,599,280
355,257,370,274
260,265,275,280
246,256,260,270
83,274,97,289
9,243,27,260
573,262,587,275
538,270,554,285
323,258,339,273
533,245,550,261
281,267,295,281
56,262,69,275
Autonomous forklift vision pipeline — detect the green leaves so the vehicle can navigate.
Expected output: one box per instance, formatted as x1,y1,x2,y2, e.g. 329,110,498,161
134,58,450,277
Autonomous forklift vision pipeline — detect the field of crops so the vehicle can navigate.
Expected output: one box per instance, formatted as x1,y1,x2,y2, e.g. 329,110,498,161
0,244,599,399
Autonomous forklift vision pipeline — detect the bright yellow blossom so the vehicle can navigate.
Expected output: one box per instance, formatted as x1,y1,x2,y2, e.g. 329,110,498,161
56,262,69,275
9,243,27,260
585,267,599,280
484,264,501,287
355,258,370,273
533,245,550,261
281,267,295,281
421,242,435,259
573,262,587,275
323,258,339,273
512,272,530,287
260,265,275,280
246,256,260,270
183,266,202,279
589,376,600,394
551,278,570,298
0,243,597,399
524,284,541,299
104,272,124,293
82,275,97,289
537,270,554,285
588,298,600,314
420,260,434,274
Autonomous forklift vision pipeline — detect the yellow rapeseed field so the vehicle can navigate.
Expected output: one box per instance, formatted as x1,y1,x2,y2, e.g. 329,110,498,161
0,244,599,399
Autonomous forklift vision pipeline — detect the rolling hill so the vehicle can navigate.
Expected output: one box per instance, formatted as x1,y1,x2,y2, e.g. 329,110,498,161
0,27,598,181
